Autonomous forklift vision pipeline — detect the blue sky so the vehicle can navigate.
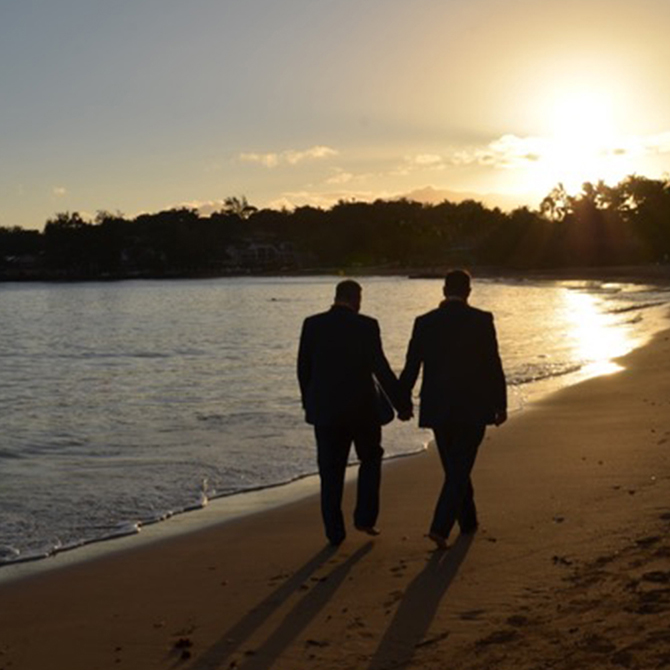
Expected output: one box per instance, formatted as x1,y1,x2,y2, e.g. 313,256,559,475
3,0,670,229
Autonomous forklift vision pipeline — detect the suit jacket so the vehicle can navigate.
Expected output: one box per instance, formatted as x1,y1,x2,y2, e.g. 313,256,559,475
400,300,507,427
297,305,403,426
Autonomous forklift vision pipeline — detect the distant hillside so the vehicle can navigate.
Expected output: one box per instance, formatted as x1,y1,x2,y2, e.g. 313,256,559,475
400,186,536,212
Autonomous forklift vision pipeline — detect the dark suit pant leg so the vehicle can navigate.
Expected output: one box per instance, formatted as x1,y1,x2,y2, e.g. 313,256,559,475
430,422,486,539
352,423,383,529
315,425,352,544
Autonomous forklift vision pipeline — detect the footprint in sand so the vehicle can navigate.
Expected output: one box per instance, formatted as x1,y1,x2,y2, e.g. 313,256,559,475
579,634,616,654
383,590,404,608
552,555,573,566
475,629,518,646
642,571,670,584
305,639,330,648
647,629,670,643
459,609,486,621
390,562,408,578
506,615,531,627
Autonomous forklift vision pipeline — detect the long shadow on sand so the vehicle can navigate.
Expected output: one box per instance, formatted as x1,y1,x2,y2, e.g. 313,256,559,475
366,534,474,670
190,542,373,670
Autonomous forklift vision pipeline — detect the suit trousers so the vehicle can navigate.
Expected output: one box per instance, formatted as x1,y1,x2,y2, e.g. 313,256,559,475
430,421,486,539
314,422,383,545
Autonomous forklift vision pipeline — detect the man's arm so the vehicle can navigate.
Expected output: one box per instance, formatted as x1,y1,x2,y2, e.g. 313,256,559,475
368,320,412,419
486,314,507,425
296,319,312,409
399,318,423,397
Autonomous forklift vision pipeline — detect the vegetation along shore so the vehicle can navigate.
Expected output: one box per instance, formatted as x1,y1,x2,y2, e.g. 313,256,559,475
2,177,670,282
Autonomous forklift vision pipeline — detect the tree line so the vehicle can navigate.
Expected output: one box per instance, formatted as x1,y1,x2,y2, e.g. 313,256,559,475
1,177,670,280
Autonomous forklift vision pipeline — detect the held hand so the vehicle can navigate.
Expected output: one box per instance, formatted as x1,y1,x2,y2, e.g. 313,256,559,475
494,409,507,426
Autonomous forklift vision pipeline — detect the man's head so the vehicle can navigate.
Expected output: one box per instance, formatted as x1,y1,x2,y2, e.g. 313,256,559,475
334,279,362,312
443,269,471,301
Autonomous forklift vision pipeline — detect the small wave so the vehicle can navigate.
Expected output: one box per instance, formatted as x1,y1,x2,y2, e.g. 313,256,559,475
0,449,24,461
623,314,643,326
565,281,623,294
605,300,667,315
0,521,143,567
508,362,583,386
0,545,20,562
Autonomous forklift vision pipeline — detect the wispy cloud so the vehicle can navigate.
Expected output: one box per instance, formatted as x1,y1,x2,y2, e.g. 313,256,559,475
239,145,339,168
642,131,670,154
452,130,670,170
268,188,392,211
411,153,445,167
52,186,67,196
325,169,355,185
453,135,546,169
388,153,448,177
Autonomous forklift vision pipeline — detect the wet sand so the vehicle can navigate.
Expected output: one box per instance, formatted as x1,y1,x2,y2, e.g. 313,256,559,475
1,328,670,669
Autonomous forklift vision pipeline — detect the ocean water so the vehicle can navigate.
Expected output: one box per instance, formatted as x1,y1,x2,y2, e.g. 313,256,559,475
0,276,668,565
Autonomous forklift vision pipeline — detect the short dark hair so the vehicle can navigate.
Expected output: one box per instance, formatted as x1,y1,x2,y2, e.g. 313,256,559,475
335,279,362,303
444,269,471,297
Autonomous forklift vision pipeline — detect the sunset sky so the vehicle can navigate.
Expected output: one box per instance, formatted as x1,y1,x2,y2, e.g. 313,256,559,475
2,0,670,230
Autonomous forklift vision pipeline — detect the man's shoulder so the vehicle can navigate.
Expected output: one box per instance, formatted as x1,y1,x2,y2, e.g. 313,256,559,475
302,311,329,329
414,307,443,325
303,309,378,329
356,312,379,327
466,305,494,321
415,304,493,327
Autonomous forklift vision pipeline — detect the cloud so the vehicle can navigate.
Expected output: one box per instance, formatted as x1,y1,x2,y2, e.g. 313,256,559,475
453,135,547,169
392,153,447,175
239,152,280,168
268,188,392,211
52,186,67,196
323,167,378,185
284,146,339,164
643,131,670,154
239,145,338,168
451,129,670,170
411,153,444,167
325,169,355,185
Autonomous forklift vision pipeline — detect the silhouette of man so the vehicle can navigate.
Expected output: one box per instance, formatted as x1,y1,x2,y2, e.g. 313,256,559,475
298,280,410,546
400,269,507,549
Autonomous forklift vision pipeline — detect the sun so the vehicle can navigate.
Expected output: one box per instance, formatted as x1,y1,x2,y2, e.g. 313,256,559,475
522,86,638,196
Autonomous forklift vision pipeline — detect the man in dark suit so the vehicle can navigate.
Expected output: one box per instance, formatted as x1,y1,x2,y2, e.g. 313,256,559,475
400,269,507,549
298,280,410,546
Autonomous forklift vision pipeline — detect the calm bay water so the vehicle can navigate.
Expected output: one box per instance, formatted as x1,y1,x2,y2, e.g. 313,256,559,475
0,276,668,565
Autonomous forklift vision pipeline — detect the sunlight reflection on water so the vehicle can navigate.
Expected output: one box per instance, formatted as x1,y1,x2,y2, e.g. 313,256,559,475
562,289,630,378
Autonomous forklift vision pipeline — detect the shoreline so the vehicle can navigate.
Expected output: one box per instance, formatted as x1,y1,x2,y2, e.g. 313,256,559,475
3,262,670,285
0,447,428,584
1,321,669,668
1,277,667,578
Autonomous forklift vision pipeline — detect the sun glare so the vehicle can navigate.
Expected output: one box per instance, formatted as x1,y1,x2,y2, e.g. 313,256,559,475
522,86,638,197
562,289,630,378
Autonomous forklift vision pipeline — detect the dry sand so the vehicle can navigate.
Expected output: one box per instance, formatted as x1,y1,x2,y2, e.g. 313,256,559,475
1,328,670,669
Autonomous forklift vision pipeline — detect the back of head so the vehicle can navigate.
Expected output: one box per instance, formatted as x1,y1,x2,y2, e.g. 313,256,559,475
444,269,471,300
334,279,362,311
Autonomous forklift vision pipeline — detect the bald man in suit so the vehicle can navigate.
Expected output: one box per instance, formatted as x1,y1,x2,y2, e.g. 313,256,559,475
298,280,410,546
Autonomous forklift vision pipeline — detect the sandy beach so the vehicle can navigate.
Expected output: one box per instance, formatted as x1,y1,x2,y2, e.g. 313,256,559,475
1,324,670,669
